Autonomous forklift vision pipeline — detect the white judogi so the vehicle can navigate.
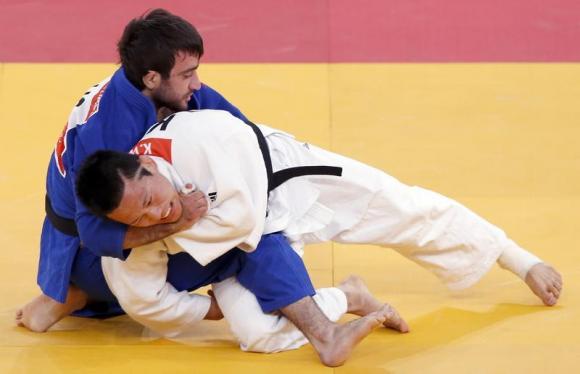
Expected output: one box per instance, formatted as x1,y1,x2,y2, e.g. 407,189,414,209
102,109,541,352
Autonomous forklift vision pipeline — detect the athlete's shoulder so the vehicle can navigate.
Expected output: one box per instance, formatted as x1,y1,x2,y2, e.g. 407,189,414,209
143,110,243,139
179,109,244,129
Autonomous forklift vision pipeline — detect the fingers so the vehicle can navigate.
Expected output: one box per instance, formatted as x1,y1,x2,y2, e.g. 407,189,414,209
194,196,208,211
179,192,208,213
175,191,208,230
190,190,205,199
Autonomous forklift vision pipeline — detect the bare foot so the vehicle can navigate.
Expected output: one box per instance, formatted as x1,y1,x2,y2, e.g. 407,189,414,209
317,306,388,367
16,286,88,332
338,275,410,333
525,263,563,306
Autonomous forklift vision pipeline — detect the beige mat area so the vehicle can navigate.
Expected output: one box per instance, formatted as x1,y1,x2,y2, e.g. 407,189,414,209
1,63,578,373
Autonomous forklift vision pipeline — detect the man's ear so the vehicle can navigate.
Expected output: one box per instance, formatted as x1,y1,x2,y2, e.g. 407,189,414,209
142,71,161,90
139,156,158,173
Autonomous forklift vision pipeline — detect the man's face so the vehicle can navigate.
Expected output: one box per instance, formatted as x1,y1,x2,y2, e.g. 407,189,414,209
107,157,182,227
152,51,202,112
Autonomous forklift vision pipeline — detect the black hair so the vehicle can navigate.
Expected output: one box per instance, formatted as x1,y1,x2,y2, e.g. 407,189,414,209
76,150,151,216
117,8,204,90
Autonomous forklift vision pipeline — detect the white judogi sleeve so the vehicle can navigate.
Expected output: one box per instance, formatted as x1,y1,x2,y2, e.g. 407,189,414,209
101,242,211,338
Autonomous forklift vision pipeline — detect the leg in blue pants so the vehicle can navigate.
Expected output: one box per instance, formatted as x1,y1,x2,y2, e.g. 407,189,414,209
70,233,314,317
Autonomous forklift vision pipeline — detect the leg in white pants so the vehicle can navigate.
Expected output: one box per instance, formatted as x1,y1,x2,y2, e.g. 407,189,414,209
212,277,347,353
271,137,543,289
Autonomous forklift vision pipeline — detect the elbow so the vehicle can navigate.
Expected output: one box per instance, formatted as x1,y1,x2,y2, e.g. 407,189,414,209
238,211,257,235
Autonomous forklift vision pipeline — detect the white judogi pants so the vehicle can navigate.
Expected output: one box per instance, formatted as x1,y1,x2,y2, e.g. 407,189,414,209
265,130,541,289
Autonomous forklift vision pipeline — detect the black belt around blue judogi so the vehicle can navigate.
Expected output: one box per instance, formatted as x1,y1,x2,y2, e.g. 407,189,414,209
45,194,78,237
244,120,343,193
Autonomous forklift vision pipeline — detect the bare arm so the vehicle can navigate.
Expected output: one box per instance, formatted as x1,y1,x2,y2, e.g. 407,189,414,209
123,190,208,249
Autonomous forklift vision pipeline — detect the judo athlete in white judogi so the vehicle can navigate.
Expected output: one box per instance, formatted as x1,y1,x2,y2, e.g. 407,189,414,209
77,110,562,358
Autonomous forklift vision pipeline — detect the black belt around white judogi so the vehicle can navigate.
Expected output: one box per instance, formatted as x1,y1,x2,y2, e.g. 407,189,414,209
244,120,342,194
46,120,343,236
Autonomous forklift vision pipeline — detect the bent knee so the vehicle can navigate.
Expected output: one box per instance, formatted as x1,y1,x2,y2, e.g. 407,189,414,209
238,330,308,353
231,317,307,353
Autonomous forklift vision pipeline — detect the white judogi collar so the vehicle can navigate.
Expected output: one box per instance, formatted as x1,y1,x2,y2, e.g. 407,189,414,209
152,156,196,196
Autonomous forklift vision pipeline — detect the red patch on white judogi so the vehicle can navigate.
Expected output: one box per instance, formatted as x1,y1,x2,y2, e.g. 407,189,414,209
130,138,172,163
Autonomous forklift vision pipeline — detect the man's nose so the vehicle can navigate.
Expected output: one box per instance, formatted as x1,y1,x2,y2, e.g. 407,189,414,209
147,206,164,222
189,71,202,91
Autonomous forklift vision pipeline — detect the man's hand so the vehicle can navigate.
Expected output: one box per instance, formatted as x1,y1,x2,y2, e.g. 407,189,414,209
204,289,223,320
122,186,208,249
171,188,208,232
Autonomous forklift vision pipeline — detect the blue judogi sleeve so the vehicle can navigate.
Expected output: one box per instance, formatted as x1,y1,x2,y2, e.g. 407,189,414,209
71,70,158,259
74,81,248,260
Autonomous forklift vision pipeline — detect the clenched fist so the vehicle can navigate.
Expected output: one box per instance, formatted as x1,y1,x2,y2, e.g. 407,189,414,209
173,186,208,232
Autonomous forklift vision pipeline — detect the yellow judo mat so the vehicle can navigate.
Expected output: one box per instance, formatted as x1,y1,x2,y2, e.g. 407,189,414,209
0,63,579,372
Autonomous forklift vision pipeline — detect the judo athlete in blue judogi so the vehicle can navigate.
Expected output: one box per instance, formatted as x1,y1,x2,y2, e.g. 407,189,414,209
37,40,245,316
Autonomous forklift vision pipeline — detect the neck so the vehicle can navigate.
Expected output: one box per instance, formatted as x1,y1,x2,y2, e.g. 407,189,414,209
140,88,169,121
157,107,176,121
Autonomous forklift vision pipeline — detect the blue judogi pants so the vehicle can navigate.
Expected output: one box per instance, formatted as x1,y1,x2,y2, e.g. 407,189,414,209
69,233,315,317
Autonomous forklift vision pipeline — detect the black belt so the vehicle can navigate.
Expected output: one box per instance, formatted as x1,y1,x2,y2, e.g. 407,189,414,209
45,194,78,237
244,120,343,193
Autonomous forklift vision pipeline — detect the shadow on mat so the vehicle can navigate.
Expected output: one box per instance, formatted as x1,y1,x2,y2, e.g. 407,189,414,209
346,303,558,368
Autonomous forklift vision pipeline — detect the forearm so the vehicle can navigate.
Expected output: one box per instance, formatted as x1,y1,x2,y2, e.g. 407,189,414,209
123,190,208,250
123,223,180,249
204,292,223,320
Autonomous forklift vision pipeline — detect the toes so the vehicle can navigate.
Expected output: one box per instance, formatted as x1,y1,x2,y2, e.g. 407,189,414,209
387,316,410,333
543,292,558,306
549,284,560,298
15,310,24,326
381,304,409,333
368,310,387,325
397,319,410,333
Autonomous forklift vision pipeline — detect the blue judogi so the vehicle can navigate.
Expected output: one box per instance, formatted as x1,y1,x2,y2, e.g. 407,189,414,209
39,67,247,305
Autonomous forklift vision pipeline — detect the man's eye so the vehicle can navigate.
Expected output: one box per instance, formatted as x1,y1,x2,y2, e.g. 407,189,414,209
183,73,193,79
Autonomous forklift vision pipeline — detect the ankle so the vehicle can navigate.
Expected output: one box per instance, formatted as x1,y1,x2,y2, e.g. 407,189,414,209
66,287,88,311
